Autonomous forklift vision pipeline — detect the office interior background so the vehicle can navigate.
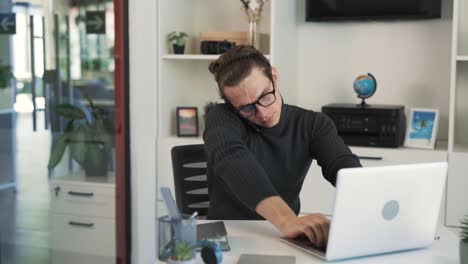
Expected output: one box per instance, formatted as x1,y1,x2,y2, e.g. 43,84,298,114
0,0,467,263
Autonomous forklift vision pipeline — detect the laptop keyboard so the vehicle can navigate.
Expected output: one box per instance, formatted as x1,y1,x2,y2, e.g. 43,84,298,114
283,236,327,254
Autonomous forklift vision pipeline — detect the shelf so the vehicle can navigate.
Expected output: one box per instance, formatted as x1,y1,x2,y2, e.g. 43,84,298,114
162,54,271,61
456,56,468,61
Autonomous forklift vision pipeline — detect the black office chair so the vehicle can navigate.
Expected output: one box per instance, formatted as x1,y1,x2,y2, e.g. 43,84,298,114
171,144,209,217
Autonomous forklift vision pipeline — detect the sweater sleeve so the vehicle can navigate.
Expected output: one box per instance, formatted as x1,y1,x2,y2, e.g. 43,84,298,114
203,105,279,211
309,112,362,186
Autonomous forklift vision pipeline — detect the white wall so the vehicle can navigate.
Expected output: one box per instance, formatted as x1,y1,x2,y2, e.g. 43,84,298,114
130,0,158,263
294,0,453,141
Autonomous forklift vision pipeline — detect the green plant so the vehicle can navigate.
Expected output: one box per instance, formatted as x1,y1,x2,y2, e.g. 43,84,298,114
48,88,114,176
167,31,188,47
0,65,14,89
462,214,468,243
171,241,194,261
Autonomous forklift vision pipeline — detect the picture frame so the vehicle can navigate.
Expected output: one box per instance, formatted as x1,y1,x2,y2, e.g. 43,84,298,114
176,107,199,137
404,108,439,149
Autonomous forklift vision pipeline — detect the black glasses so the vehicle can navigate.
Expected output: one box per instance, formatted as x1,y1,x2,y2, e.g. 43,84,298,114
235,86,276,118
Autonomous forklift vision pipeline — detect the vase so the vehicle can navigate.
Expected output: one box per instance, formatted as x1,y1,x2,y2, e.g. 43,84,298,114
173,44,185,55
83,150,109,177
248,20,258,48
461,241,468,264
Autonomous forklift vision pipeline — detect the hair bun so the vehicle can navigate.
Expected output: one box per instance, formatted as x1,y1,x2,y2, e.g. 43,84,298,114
209,61,222,75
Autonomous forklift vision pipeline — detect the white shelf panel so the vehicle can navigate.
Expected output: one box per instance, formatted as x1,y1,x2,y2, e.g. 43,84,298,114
453,143,468,153
456,56,468,61
162,54,271,61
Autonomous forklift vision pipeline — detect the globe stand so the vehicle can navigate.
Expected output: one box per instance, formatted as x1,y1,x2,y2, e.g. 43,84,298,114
358,98,370,108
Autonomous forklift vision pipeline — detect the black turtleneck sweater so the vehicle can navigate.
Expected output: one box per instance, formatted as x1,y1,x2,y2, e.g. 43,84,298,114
203,103,361,220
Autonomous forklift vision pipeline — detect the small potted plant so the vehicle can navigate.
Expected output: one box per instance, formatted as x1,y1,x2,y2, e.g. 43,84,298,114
168,240,196,264
167,31,188,54
461,214,468,264
48,87,114,177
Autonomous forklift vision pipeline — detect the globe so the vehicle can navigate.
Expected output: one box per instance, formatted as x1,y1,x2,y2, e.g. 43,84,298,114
353,73,377,106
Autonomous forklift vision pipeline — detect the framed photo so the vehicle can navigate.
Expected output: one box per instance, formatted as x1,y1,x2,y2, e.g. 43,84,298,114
176,107,199,137
404,108,439,149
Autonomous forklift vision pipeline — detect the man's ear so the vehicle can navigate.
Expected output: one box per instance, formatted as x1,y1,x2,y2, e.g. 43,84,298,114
271,66,279,89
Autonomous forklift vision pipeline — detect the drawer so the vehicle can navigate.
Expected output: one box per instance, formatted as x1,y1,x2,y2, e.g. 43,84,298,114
51,183,115,218
51,213,115,257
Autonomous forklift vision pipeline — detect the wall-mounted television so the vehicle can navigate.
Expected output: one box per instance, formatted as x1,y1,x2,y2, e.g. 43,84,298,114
306,0,442,21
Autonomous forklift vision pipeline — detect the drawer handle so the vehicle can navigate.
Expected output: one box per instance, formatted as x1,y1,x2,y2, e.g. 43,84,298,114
358,156,383,161
68,191,94,197
69,221,94,228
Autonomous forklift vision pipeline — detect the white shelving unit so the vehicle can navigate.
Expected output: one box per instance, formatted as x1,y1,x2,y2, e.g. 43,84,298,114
156,0,298,199
446,0,468,227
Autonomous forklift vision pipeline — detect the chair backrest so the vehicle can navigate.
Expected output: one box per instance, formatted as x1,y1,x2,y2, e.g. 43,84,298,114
171,144,209,216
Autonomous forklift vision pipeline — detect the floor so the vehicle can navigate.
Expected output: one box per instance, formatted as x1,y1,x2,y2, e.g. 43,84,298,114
0,112,52,264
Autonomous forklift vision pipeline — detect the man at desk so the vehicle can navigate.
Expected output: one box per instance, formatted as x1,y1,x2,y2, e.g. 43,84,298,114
203,45,362,249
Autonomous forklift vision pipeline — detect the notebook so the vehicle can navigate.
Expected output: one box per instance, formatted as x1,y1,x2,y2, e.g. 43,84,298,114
238,254,295,264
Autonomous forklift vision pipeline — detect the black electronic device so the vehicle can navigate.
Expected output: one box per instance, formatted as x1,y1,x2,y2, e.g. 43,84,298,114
322,103,406,148
306,0,441,21
200,40,235,55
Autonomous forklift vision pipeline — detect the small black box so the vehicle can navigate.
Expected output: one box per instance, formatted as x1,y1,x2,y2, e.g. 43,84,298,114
200,40,235,55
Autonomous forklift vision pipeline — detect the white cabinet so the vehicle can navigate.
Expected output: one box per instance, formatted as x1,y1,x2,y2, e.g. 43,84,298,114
50,175,116,259
447,0,468,226
300,146,447,216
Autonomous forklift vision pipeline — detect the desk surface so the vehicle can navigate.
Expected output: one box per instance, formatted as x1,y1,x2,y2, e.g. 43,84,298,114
194,220,459,264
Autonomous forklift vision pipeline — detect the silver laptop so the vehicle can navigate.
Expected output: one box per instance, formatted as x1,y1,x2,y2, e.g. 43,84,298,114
281,162,447,261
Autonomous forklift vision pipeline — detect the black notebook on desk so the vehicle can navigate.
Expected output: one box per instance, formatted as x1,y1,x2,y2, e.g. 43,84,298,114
196,221,230,251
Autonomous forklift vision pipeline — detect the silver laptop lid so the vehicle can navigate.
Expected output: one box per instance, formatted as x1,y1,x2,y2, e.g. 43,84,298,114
326,162,447,261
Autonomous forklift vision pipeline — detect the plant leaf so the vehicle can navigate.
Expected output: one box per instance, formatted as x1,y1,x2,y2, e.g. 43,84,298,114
55,104,87,120
69,126,88,167
48,134,68,170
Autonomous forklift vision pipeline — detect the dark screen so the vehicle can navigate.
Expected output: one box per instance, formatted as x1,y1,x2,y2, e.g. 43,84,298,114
306,0,442,21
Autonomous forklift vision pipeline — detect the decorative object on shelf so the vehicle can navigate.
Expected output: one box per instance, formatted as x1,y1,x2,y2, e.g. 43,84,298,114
199,31,249,47
404,108,439,149
200,40,235,55
461,213,468,264
177,107,199,137
240,0,268,48
168,31,189,54
353,72,377,107
48,88,114,177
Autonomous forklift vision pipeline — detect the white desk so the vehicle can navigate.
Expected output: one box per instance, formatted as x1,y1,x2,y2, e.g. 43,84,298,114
192,220,459,264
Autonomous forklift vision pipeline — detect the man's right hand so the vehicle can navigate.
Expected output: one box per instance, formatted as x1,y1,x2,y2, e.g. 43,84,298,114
279,213,330,250
255,196,330,250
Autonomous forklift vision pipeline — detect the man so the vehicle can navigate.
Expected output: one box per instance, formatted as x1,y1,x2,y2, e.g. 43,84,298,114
203,45,361,249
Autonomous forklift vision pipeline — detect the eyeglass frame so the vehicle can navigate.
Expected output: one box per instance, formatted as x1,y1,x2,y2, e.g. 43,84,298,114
226,80,277,119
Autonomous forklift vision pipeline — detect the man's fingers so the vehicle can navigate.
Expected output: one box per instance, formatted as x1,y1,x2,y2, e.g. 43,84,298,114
311,224,325,249
302,226,316,245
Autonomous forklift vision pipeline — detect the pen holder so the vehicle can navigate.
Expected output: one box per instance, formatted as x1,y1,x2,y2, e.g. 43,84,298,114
158,214,198,263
